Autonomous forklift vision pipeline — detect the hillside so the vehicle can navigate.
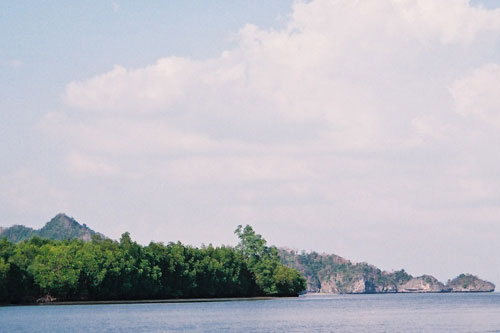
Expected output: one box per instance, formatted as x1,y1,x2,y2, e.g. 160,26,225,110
279,249,495,294
0,225,37,243
0,214,103,242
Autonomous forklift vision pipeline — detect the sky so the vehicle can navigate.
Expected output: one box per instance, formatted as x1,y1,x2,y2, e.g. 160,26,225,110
1,0,500,287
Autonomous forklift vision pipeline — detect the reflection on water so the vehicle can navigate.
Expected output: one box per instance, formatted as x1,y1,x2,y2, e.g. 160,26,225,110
2,293,500,332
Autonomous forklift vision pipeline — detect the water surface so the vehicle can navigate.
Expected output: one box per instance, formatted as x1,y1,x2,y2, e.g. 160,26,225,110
2,293,500,332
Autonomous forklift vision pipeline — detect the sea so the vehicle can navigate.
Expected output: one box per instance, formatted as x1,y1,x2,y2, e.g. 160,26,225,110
1,293,500,332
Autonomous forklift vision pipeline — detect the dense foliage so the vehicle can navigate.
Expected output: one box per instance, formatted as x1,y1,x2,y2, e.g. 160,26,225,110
235,225,306,296
0,225,305,303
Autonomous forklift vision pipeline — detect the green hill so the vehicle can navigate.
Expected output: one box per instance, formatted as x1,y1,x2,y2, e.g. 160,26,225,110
0,225,37,243
0,214,103,242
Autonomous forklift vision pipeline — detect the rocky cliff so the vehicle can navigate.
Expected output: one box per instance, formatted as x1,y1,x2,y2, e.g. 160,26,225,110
447,274,495,292
279,249,495,294
278,249,411,294
398,275,449,293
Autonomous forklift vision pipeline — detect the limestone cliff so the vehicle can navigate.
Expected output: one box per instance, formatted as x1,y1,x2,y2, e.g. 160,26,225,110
278,249,495,294
398,275,449,293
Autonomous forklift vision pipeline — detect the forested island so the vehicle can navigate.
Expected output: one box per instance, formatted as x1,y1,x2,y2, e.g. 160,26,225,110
0,217,305,304
0,214,494,304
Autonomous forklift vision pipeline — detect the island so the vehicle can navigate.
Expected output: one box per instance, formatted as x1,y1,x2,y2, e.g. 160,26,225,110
279,249,495,294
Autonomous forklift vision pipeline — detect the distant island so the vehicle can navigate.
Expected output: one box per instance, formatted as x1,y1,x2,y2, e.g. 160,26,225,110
0,214,494,304
279,249,495,294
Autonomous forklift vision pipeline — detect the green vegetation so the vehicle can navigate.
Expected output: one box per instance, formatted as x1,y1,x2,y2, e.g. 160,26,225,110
235,225,306,296
0,225,305,304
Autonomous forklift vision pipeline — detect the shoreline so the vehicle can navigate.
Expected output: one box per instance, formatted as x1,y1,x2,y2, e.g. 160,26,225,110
4,296,278,307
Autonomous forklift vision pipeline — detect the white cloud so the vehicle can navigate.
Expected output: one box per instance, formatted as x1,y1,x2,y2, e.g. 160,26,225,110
394,0,500,44
41,112,216,155
450,63,500,126
66,152,119,177
64,59,201,113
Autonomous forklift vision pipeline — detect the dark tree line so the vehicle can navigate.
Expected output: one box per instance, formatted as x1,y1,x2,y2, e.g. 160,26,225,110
0,225,305,303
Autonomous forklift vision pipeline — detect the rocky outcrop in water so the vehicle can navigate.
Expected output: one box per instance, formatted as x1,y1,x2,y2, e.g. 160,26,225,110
446,274,495,292
278,249,495,294
398,275,450,293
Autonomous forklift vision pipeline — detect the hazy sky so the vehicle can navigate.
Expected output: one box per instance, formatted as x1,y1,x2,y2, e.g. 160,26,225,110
1,0,500,287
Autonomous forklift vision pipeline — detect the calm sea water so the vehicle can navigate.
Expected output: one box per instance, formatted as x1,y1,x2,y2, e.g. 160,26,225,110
1,293,500,332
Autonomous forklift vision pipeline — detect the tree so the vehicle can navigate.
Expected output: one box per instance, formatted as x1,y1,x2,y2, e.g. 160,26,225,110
0,257,10,302
235,225,305,296
29,244,82,299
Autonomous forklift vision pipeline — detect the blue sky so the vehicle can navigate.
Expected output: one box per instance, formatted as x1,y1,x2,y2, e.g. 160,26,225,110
2,0,500,287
